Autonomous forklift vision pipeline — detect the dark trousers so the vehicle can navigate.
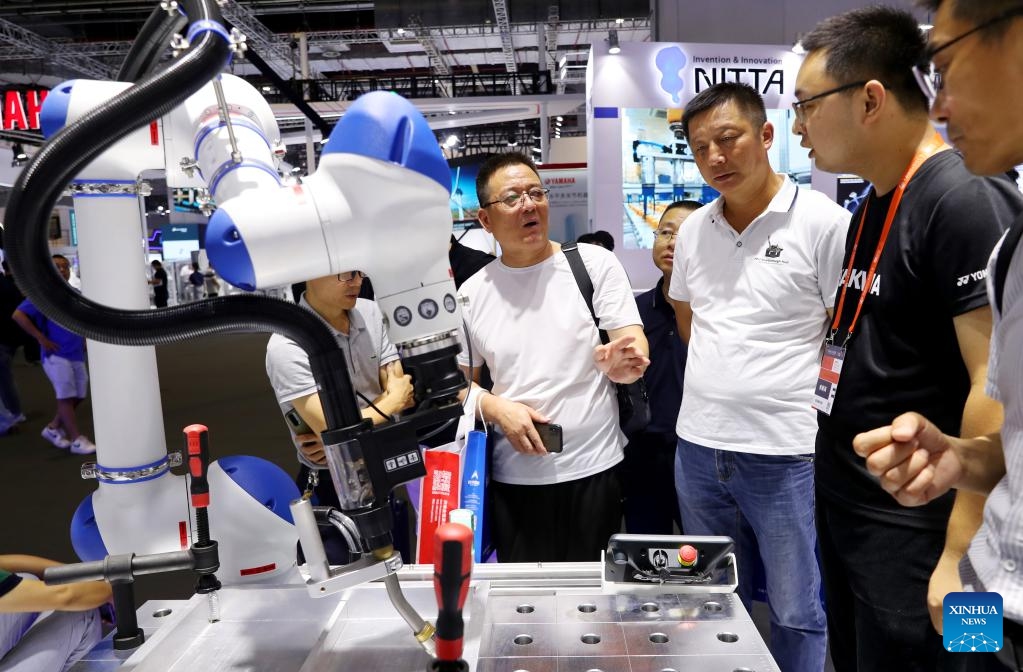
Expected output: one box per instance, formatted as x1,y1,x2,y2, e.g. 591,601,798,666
621,432,682,535
1002,619,1023,671
816,495,1000,671
490,466,622,563
0,343,22,416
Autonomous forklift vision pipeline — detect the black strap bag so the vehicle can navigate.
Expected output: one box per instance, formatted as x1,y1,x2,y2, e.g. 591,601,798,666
562,242,650,437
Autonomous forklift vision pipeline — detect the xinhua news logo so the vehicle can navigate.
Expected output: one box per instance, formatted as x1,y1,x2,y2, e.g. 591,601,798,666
944,592,1003,653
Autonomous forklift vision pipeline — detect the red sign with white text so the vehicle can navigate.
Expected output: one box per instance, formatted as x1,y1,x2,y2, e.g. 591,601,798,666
3,89,48,131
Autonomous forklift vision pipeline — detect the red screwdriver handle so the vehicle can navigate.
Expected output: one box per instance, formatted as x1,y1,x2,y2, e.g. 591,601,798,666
433,522,473,662
184,424,210,509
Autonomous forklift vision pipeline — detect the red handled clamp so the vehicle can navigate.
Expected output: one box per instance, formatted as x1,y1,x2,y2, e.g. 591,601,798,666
184,424,211,509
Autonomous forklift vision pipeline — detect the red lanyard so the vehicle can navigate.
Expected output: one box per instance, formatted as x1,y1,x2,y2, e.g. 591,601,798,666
830,132,950,342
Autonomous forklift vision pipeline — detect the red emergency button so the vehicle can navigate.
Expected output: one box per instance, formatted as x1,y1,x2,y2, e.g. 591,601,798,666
678,545,698,567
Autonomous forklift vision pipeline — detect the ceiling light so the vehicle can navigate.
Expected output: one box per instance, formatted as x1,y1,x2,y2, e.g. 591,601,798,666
558,55,567,69
396,28,405,36
530,146,541,154
260,85,273,93
444,134,460,148
556,116,563,122
919,23,933,31
608,29,621,55
506,134,518,147
615,18,624,24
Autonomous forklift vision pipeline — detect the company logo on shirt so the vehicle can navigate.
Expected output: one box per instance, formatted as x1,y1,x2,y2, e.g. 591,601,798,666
943,592,1003,653
957,269,988,287
839,268,882,296
754,237,789,264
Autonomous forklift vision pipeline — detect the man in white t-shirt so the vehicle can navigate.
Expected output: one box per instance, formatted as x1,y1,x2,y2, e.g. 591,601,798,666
668,82,850,672
458,152,649,563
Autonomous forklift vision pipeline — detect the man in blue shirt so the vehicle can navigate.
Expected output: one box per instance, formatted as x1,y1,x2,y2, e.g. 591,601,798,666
622,200,699,534
12,255,95,455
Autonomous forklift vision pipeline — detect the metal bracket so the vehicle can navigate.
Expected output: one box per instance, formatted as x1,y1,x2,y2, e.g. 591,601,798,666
67,181,147,196
179,157,199,178
302,552,404,599
81,452,182,482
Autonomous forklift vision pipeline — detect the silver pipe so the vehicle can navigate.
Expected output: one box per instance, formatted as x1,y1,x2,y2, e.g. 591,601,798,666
211,77,242,164
383,571,436,657
290,498,330,582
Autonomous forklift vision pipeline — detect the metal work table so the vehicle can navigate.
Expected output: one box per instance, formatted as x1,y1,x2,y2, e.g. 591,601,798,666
70,562,779,672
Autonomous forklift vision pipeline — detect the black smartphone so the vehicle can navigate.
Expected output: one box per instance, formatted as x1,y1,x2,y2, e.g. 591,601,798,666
285,408,313,435
534,422,563,453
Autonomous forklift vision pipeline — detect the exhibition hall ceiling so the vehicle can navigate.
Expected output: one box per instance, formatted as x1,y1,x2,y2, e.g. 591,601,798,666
0,0,651,89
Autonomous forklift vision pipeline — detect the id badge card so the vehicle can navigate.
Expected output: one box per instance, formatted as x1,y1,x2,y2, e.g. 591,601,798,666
811,343,846,416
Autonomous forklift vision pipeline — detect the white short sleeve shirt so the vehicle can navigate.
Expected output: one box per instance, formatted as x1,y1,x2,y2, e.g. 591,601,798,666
669,178,851,454
457,244,642,485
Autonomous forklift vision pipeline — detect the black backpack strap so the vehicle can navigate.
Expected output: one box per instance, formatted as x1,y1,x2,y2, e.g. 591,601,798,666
562,242,611,346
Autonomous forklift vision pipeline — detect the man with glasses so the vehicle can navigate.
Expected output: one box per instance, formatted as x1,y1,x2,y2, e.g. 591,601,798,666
846,1,1023,668
794,7,1022,670
457,152,649,562
266,269,415,563
621,200,698,536
668,82,848,672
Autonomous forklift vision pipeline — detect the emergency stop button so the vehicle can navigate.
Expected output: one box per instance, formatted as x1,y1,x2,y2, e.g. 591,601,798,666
678,545,698,568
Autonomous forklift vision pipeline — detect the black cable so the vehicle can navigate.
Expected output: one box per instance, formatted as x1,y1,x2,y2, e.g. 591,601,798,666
356,391,395,424
117,4,187,82
3,0,363,430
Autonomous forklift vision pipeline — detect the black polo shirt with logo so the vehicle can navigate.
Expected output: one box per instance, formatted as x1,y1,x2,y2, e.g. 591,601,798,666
816,150,1023,529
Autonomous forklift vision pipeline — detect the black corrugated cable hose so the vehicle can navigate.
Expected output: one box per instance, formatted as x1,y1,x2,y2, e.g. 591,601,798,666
3,0,361,429
117,3,189,82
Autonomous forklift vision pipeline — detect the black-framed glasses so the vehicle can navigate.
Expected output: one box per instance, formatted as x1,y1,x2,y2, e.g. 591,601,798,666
481,187,550,209
791,81,869,123
914,7,1023,108
337,270,366,283
654,229,678,243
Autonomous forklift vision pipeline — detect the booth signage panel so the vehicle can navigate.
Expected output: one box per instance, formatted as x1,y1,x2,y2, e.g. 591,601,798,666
587,42,805,289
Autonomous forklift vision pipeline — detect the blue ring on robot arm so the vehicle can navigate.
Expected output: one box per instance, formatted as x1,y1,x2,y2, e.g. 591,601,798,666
208,159,281,198
186,20,231,46
193,117,273,161
92,455,172,484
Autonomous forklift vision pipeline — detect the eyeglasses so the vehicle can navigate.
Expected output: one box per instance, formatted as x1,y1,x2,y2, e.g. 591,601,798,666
481,187,550,209
914,7,1023,108
337,270,366,283
654,229,678,243
791,81,869,124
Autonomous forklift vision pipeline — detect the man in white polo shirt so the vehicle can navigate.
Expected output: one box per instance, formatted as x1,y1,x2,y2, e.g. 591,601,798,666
669,82,849,672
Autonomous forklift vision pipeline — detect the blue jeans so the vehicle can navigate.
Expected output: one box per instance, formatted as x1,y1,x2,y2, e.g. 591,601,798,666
675,437,827,672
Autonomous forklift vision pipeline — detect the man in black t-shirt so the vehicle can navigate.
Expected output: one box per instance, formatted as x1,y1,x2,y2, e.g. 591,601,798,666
794,8,1023,671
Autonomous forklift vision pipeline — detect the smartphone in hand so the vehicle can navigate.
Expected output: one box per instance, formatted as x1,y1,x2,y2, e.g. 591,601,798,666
534,422,564,453
285,408,313,435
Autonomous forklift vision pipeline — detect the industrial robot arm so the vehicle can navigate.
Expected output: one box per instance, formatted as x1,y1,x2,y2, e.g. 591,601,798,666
6,0,463,651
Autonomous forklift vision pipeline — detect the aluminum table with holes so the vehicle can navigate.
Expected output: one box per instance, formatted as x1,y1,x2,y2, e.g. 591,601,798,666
69,563,779,672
